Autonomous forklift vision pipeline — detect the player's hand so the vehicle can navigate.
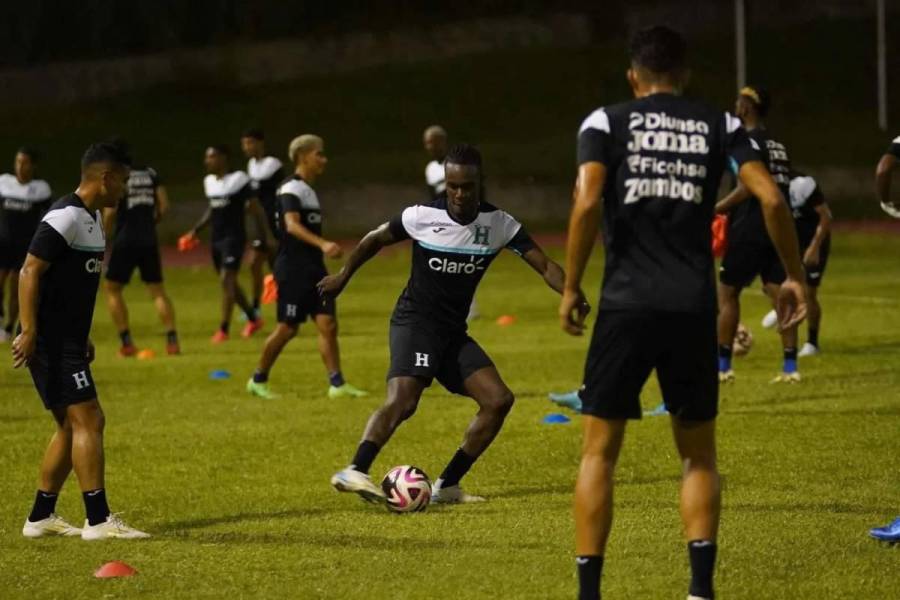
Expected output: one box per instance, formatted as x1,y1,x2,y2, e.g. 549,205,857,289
86,340,95,364
559,288,590,336
317,272,348,297
321,241,343,259
11,330,35,369
776,277,807,331
802,245,820,268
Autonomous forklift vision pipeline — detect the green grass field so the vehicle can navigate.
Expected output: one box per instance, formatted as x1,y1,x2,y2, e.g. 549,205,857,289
0,231,898,599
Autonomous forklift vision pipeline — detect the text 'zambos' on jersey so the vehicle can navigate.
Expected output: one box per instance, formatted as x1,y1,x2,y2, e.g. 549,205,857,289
624,176,703,205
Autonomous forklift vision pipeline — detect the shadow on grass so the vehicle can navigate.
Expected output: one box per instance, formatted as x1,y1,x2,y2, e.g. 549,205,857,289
728,406,900,416
491,475,680,499
729,501,899,516
164,507,339,531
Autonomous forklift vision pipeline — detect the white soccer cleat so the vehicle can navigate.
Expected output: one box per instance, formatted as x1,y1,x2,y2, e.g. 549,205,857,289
81,514,151,540
22,514,82,538
687,596,712,600
770,372,802,384
798,342,820,357
431,479,486,504
718,370,735,383
761,309,778,329
331,467,385,503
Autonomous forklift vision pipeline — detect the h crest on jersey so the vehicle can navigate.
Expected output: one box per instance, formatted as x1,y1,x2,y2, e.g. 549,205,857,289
472,225,491,246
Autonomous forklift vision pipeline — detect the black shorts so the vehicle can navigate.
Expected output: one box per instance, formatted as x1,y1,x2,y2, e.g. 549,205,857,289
719,239,786,288
106,243,163,284
28,342,97,410
0,238,29,271
212,237,245,272
387,323,494,395
580,310,718,421
802,236,830,287
276,272,334,325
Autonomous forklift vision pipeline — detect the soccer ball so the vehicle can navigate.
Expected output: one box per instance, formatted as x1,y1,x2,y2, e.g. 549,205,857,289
381,465,431,513
733,323,754,356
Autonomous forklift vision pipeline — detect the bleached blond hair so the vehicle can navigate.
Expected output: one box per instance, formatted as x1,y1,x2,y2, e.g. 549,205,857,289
288,134,323,164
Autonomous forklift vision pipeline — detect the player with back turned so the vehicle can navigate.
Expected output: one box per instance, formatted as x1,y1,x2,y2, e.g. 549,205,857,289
560,27,806,600
13,143,149,540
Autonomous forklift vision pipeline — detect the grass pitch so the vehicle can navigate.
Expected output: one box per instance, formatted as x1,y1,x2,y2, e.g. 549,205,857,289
0,231,898,599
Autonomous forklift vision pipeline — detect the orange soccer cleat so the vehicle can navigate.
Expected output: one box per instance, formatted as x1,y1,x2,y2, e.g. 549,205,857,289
210,330,229,344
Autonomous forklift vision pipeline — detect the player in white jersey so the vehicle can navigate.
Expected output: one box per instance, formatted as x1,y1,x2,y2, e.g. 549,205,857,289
0,148,52,341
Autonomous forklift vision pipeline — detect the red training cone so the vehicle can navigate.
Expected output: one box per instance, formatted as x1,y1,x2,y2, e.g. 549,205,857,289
94,561,137,578
496,315,517,326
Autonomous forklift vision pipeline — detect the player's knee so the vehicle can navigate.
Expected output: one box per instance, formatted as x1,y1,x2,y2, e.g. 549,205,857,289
280,323,299,339
70,403,105,434
485,388,515,417
385,396,418,423
317,317,337,337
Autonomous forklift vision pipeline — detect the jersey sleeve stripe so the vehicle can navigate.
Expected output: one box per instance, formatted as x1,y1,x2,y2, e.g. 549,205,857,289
579,108,610,134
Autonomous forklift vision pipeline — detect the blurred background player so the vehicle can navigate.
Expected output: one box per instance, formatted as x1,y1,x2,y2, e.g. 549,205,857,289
183,145,266,343
247,134,368,400
875,134,900,218
324,143,582,505
241,128,284,313
0,148,52,342
103,140,179,356
561,27,806,600
14,142,148,540
715,85,804,383
760,172,832,356
423,124,480,321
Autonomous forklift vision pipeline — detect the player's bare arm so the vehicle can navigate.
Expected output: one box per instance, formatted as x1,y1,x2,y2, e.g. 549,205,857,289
520,245,590,314
715,182,751,214
738,160,807,330
561,161,605,336
284,211,342,259
12,253,50,368
804,202,832,267
186,205,212,237
245,196,270,246
317,222,400,297
875,152,896,206
155,184,170,222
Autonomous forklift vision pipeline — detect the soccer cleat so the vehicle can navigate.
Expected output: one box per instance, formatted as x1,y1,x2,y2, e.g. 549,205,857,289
718,370,735,383
241,318,264,338
118,344,138,358
22,514,82,538
548,390,582,412
687,596,712,600
246,378,279,399
431,479,486,504
262,274,278,304
770,372,802,384
644,402,668,417
761,309,778,329
166,342,181,355
328,383,369,399
869,516,900,542
81,514,150,540
210,330,229,344
331,467,385,503
798,342,820,357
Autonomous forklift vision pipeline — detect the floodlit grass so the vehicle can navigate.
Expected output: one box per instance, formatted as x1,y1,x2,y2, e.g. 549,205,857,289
0,231,898,598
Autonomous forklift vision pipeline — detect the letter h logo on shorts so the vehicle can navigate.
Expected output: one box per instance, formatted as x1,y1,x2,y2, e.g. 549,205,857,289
286,304,297,318
414,352,430,367
72,370,91,391
473,225,491,246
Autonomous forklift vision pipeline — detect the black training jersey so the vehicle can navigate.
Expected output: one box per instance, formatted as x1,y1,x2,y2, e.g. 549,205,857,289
248,156,284,229
789,174,826,244
274,175,325,277
577,93,760,313
28,194,105,347
204,171,253,241
0,174,52,245
726,128,792,246
888,135,900,159
388,198,536,332
114,166,160,247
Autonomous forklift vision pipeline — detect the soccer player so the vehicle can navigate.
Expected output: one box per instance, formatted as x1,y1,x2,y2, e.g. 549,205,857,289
561,27,806,600
103,141,179,356
0,148,52,342
761,172,832,356
183,145,266,342
875,134,900,216
323,143,586,503
13,142,149,540
241,128,284,313
247,134,367,400
424,124,480,321
715,85,804,383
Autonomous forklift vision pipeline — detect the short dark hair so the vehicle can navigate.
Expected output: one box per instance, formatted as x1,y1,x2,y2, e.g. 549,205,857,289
208,144,230,156
16,146,40,163
740,85,771,117
81,142,131,171
242,128,265,140
629,26,687,75
444,143,483,170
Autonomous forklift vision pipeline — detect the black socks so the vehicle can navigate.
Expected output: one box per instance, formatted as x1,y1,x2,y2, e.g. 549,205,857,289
350,441,380,475
808,328,819,347
166,330,178,345
688,540,717,599
83,488,111,526
577,555,603,600
28,490,59,522
119,329,133,347
439,448,476,488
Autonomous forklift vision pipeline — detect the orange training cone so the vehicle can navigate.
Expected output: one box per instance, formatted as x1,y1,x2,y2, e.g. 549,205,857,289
94,561,137,578
496,315,517,326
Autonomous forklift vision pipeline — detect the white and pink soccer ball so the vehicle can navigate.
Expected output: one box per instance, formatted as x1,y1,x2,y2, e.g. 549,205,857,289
381,465,431,513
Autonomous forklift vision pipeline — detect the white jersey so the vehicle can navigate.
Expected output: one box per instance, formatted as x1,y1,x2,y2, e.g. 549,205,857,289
425,160,446,198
